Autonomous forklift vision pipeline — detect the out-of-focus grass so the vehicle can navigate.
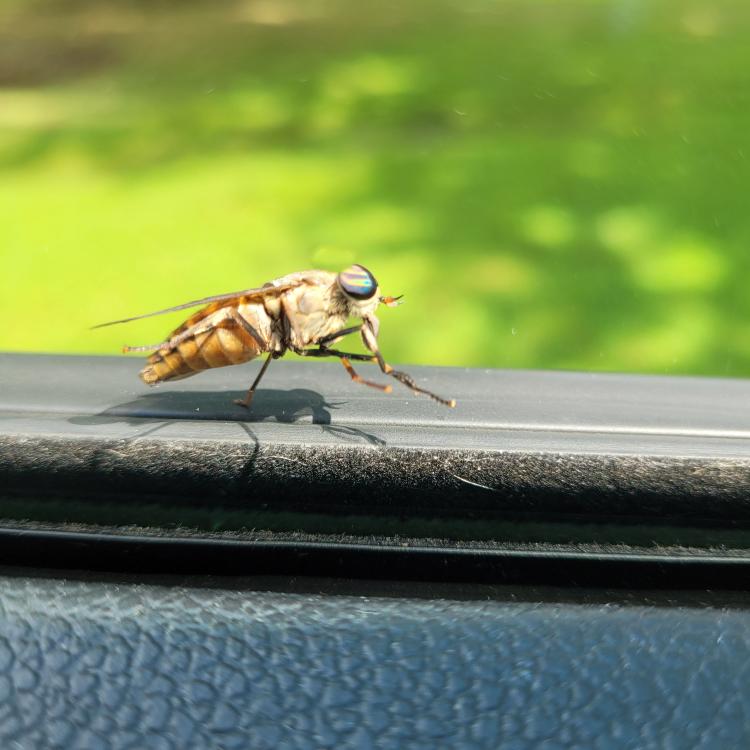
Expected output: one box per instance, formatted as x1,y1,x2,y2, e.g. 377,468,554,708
1,0,750,375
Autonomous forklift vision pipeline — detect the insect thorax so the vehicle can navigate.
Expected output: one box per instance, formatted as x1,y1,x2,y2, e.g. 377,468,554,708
281,282,349,349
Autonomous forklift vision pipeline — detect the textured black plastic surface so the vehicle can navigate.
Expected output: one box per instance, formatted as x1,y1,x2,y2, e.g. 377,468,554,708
0,573,748,750
4,352,750,450
2,353,750,583
2,353,750,518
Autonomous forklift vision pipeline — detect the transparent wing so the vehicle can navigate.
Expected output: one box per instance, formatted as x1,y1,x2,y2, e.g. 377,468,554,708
91,283,296,330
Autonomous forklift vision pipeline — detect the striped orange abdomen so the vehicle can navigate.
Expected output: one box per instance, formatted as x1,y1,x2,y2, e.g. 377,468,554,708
140,305,270,385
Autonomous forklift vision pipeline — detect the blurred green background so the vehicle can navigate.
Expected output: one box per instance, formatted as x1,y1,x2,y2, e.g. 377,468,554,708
1,0,749,375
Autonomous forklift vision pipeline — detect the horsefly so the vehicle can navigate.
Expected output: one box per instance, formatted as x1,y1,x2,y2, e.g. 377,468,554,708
93,265,456,408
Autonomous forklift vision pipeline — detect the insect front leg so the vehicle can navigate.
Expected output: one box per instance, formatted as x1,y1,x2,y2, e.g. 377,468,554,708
315,325,364,348
361,317,456,408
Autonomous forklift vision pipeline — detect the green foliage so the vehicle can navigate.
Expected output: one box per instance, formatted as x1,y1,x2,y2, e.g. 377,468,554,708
2,0,749,375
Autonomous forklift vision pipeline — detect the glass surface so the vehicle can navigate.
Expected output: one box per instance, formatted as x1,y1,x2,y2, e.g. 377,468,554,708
1,0,748,376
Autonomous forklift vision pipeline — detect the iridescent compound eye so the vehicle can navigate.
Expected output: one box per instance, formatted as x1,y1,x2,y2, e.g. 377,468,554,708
338,264,378,300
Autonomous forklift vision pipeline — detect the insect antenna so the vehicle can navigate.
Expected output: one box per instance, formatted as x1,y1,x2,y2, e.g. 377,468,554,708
380,295,404,308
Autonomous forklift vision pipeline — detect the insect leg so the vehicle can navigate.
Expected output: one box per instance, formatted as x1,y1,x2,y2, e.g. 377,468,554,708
297,347,390,392
314,347,378,364
339,358,392,393
315,325,363,347
234,352,274,408
309,324,377,361
360,321,456,407
122,343,165,353
228,310,267,350
384,366,456,407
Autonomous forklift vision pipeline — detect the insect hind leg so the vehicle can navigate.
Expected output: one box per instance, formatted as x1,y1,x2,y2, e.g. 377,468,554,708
122,343,165,353
234,352,275,408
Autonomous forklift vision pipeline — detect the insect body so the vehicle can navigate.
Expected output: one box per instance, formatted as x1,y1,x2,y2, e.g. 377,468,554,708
94,265,456,408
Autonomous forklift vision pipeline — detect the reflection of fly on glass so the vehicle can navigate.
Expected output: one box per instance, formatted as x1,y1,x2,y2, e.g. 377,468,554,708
94,264,456,409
